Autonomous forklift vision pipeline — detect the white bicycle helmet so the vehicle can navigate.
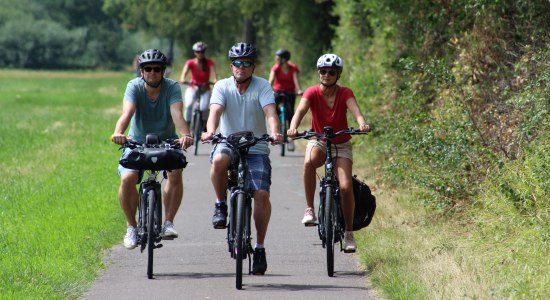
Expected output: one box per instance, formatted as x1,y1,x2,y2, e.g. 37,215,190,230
316,54,343,69
192,41,207,52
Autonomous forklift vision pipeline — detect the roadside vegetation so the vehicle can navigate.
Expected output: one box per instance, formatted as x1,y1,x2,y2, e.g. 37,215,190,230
0,70,128,298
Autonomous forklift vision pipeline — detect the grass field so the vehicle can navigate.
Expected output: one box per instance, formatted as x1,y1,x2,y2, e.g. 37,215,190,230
0,70,129,298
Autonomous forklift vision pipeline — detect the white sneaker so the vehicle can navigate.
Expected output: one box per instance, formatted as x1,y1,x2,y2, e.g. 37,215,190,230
343,231,356,253
287,139,295,151
123,226,137,249
301,207,317,225
161,221,178,239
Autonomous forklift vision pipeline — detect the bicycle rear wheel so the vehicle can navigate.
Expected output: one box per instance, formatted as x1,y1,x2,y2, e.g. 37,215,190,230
192,111,202,156
147,189,156,279
235,192,246,289
324,185,335,277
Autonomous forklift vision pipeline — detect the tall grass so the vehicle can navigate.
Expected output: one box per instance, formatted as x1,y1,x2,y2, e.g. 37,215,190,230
0,70,130,298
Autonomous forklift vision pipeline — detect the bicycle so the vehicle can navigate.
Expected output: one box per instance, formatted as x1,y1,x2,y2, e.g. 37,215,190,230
183,81,212,155
293,126,367,277
207,131,273,289
274,91,291,156
119,134,188,279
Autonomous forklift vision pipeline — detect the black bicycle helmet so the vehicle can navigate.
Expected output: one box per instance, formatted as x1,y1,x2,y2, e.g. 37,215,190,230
192,41,207,52
316,53,343,69
228,42,257,60
275,49,291,60
138,49,168,67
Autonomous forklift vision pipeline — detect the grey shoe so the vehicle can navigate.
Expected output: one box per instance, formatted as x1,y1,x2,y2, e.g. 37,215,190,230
301,207,317,225
161,221,178,239
212,202,228,229
123,226,137,249
343,231,356,253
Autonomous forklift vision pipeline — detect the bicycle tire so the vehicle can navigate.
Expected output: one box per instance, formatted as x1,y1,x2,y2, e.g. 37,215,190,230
192,111,202,156
325,185,335,277
279,106,286,156
138,188,148,250
147,189,156,279
235,192,245,289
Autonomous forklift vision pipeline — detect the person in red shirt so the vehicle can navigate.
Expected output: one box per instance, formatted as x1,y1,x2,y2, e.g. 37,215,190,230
287,53,369,252
268,49,302,151
179,41,218,125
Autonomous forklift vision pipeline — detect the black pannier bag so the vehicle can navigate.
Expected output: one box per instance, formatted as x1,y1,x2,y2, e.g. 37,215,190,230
120,147,187,171
349,175,376,230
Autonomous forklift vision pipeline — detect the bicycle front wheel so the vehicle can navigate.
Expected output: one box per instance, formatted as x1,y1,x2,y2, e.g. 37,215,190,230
235,192,246,289
147,189,156,279
324,185,335,277
192,111,202,156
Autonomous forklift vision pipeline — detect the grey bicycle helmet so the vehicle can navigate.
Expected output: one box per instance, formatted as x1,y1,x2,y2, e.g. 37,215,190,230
316,54,343,69
138,49,168,66
228,42,257,60
192,41,207,52
275,49,291,60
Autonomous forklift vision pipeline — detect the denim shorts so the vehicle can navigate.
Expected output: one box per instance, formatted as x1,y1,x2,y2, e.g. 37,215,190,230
210,143,272,192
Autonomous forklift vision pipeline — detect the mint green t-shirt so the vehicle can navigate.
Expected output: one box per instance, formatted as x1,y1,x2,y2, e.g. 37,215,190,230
124,77,182,143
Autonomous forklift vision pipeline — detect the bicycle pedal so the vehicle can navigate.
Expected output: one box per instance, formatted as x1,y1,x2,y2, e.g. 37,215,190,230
155,244,163,249
161,236,176,240
304,222,318,227
343,249,356,254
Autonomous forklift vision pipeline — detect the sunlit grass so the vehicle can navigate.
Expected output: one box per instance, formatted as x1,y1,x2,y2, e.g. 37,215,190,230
0,69,131,298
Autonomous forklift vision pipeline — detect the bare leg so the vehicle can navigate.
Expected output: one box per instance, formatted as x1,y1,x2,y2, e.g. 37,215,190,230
210,153,231,201
163,169,183,222
335,157,354,232
119,172,140,227
253,190,271,245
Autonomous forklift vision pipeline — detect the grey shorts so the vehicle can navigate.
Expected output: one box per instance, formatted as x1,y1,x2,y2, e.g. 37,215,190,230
211,143,272,192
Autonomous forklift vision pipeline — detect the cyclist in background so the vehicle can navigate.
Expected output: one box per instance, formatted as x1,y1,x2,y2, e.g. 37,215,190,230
287,54,369,252
268,49,302,151
111,49,193,250
179,41,218,127
201,42,283,275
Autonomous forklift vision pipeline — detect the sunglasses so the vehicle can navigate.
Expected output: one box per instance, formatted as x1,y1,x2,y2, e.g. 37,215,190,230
143,66,164,73
195,50,205,54
319,69,337,76
231,60,254,68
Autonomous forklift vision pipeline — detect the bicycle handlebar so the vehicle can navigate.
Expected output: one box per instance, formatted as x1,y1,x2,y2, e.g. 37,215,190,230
121,138,182,150
293,127,368,141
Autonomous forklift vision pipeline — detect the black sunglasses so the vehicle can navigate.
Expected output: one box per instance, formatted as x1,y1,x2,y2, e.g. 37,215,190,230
231,60,254,68
143,66,164,73
319,69,337,76
195,50,205,54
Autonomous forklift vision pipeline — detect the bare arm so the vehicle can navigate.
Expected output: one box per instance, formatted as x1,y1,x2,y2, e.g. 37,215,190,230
292,71,302,94
209,63,218,83
263,103,283,144
201,103,224,141
111,100,135,145
170,101,193,148
179,62,190,83
268,69,275,87
346,97,369,132
287,96,311,137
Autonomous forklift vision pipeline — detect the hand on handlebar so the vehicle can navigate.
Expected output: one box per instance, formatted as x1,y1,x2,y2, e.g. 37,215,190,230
201,131,214,143
178,135,193,149
270,132,284,145
111,133,127,145
287,128,298,139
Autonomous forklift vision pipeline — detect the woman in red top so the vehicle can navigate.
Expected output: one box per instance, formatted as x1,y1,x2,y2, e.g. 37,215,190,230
287,54,369,252
179,41,218,124
268,49,302,151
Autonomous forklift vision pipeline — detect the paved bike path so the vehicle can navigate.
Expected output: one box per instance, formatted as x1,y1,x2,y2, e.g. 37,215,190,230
82,143,376,300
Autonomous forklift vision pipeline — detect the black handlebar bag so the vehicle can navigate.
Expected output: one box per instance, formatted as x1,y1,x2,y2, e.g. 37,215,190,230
120,147,187,171
350,175,377,230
